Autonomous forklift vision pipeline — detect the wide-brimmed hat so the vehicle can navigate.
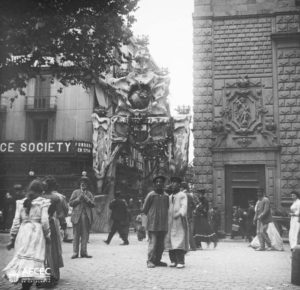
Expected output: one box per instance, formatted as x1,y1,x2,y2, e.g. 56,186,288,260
152,175,166,183
170,176,182,183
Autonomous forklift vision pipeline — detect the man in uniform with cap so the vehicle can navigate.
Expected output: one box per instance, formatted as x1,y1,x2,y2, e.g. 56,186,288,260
69,175,95,258
165,176,189,268
142,175,169,268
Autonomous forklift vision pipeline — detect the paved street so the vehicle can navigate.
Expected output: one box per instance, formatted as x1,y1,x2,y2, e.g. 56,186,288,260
0,233,298,290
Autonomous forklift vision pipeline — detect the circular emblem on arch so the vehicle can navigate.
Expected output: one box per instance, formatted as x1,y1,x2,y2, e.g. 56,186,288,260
128,84,152,110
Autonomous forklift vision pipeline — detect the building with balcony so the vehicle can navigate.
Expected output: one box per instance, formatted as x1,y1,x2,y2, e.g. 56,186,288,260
0,73,94,203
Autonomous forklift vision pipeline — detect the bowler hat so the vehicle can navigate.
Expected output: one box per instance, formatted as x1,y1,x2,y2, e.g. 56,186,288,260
152,175,166,183
170,176,182,183
79,176,90,183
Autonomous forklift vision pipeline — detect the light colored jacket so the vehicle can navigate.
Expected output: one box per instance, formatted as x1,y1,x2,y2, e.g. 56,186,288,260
254,196,272,225
165,191,189,251
69,189,95,225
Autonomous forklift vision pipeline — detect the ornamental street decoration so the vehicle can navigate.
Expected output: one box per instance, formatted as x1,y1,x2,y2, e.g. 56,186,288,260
105,44,170,116
212,76,278,149
92,40,191,192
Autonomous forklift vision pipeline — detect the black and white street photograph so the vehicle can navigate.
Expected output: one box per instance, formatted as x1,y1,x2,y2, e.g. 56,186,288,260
0,0,300,289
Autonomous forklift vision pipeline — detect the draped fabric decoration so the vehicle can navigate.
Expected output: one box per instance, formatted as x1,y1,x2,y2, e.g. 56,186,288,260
170,115,192,176
92,114,121,192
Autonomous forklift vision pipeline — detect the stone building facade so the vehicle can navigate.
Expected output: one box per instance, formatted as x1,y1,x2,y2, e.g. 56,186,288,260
193,0,300,231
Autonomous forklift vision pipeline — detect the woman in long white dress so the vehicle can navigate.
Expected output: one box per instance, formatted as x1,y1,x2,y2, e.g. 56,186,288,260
289,191,300,251
3,179,51,290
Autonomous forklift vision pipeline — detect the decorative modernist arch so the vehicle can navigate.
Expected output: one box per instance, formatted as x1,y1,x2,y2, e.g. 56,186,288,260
91,40,191,231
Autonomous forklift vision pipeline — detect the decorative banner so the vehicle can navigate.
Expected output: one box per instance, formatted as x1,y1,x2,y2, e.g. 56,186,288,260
92,114,122,191
0,141,92,154
170,115,191,176
111,115,129,142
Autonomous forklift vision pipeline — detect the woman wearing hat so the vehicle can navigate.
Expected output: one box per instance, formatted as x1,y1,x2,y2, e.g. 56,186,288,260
193,189,218,249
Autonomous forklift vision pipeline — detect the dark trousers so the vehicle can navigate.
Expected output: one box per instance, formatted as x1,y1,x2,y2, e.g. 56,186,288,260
169,249,185,265
106,220,129,244
257,221,271,249
73,212,90,256
147,231,166,264
188,219,196,250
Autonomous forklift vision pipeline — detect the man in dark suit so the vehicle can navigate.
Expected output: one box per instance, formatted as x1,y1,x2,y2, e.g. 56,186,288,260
70,176,95,258
104,191,130,245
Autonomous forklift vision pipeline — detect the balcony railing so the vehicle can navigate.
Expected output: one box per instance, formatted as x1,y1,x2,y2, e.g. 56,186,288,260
25,96,57,112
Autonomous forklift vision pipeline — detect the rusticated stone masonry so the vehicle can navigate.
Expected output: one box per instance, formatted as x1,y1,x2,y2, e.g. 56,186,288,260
193,17,214,195
276,43,300,196
193,0,300,210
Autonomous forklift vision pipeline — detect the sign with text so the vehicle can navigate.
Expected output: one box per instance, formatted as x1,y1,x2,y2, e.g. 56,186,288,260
0,141,92,154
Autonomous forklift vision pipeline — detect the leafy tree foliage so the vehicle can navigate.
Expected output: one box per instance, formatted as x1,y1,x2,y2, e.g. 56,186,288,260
0,0,138,94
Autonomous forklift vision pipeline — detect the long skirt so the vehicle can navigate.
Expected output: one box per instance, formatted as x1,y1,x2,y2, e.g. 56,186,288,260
289,216,300,250
45,217,64,281
193,215,217,244
250,222,284,251
3,221,48,283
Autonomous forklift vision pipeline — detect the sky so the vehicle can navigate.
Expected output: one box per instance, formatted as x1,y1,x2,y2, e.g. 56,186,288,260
132,0,194,113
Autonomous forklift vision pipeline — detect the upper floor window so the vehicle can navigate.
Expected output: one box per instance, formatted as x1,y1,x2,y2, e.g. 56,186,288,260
33,118,48,141
35,75,52,97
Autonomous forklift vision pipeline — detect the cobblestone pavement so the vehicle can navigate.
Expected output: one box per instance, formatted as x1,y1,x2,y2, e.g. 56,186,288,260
0,233,299,290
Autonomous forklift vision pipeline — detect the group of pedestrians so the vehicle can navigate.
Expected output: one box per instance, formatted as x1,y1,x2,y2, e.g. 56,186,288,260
142,175,219,269
2,175,93,289
235,187,300,253
3,173,300,288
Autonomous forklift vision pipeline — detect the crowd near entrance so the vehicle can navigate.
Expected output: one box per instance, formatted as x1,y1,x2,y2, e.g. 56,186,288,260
225,164,265,232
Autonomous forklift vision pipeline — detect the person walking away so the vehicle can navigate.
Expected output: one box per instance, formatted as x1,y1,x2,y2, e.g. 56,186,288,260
3,179,51,290
40,175,67,287
70,176,95,258
245,200,256,243
142,175,169,268
289,191,300,251
193,189,218,248
165,176,189,268
181,182,196,251
253,188,272,251
104,191,130,245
